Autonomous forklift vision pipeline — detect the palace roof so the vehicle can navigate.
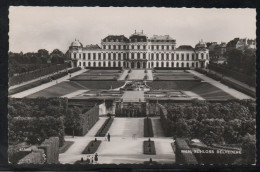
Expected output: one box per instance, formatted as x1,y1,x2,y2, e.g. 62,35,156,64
84,44,101,50
102,35,129,42
176,45,194,51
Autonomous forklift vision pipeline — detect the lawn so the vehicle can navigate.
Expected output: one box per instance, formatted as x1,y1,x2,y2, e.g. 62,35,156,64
26,81,86,98
147,81,234,100
74,81,124,90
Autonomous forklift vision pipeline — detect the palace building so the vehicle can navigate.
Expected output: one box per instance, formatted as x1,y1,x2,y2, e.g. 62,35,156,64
69,31,209,69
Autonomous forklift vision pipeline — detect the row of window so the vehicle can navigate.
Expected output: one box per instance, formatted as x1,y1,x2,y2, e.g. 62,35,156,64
78,61,200,68
102,44,175,50
103,39,175,43
73,52,209,60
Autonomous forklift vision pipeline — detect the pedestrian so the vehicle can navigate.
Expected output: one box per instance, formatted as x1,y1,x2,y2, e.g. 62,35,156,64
86,156,90,164
81,157,83,162
91,156,94,164
107,133,110,142
94,153,98,163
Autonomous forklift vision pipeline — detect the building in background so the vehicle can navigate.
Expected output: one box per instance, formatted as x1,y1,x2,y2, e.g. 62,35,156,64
69,31,209,69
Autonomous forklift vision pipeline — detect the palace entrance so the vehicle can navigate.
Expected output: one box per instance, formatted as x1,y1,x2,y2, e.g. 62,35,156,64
127,60,148,69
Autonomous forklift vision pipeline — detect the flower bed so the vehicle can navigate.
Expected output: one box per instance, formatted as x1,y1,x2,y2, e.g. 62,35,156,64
82,140,102,154
144,117,154,137
143,140,156,155
95,117,114,137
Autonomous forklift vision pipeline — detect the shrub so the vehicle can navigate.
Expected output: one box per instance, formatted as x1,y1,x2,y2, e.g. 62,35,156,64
82,140,102,154
95,117,114,137
143,140,156,155
144,117,154,137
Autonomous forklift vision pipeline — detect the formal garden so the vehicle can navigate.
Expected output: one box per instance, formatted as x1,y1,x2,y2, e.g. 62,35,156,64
159,99,256,164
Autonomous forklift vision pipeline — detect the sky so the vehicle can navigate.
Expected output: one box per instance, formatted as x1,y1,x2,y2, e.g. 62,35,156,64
9,7,256,53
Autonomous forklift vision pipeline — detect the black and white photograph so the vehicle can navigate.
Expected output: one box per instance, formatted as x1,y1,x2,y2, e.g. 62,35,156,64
7,7,256,165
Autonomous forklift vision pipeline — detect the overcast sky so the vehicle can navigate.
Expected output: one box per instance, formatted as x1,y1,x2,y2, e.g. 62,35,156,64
9,7,256,53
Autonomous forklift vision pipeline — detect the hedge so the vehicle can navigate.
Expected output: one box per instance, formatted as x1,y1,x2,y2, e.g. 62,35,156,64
95,117,114,137
143,140,156,155
68,67,81,73
9,63,69,86
82,140,102,154
144,117,154,137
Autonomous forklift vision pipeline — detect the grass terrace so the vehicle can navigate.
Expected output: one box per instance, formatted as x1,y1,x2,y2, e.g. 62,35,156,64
73,81,124,90
153,70,199,81
147,81,234,100
26,81,87,98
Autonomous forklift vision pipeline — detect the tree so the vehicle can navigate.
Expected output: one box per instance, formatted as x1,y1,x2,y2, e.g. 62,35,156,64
64,106,82,137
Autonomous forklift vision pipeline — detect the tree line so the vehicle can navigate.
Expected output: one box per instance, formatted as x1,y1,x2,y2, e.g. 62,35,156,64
9,49,70,76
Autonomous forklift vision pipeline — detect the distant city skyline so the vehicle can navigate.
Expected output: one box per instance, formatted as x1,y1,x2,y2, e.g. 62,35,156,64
9,7,256,53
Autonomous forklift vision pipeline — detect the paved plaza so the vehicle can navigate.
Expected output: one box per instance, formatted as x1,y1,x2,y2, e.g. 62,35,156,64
59,117,175,164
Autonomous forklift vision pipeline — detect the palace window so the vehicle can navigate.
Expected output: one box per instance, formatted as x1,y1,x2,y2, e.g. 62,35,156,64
166,54,169,60
192,54,195,60
74,53,76,59
118,45,121,50
181,62,184,67
196,62,198,67
162,46,164,50
161,54,164,60
176,54,179,60
201,54,204,59
103,45,106,49
88,62,91,67
143,45,146,49
113,45,116,49
137,45,140,50
79,54,81,59
103,53,106,60
151,45,154,50
93,62,96,67
167,46,169,50
181,54,184,60
108,45,111,49
123,53,126,59
83,62,85,66
172,62,174,67
103,61,106,67
143,53,146,59
156,54,159,60
123,45,126,50
93,53,96,60
187,63,189,68
192,63,194,67
131,53,134,59
172,45,175,50
83,53,86,60
99,62,101,67
88,53,91,60
156,62,159,67
186,54,189,61
176,62,179,67
98,53,101,60
151,53,154,60
166,62,169,67
171,53,174,60
108,61,111,67
113,61,116,67
157,45,159,50
206,54,209,59
137,53,140,59
151,62,154,67
108,53,111,60
113,53,116,60
196,54,199,60
118,53,121,60
161,62,164,67
132,45,134,49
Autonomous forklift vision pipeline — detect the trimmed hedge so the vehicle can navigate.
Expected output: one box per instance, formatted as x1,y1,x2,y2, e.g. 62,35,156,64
68,67,81,73
9,67,82,95
95,117,114,137
59,141,74,154
9,63,68,86
143,140,156,155
82,140,102,154
144,117,154,137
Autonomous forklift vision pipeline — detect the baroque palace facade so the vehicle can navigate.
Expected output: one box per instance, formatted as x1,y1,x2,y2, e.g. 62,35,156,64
69,31,209,69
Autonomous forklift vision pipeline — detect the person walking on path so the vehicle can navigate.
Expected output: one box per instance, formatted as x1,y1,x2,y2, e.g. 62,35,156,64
94,153,98,163
107,133,110,142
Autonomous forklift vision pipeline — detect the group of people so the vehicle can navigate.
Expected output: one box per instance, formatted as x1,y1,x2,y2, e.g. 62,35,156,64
81,153,99,164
